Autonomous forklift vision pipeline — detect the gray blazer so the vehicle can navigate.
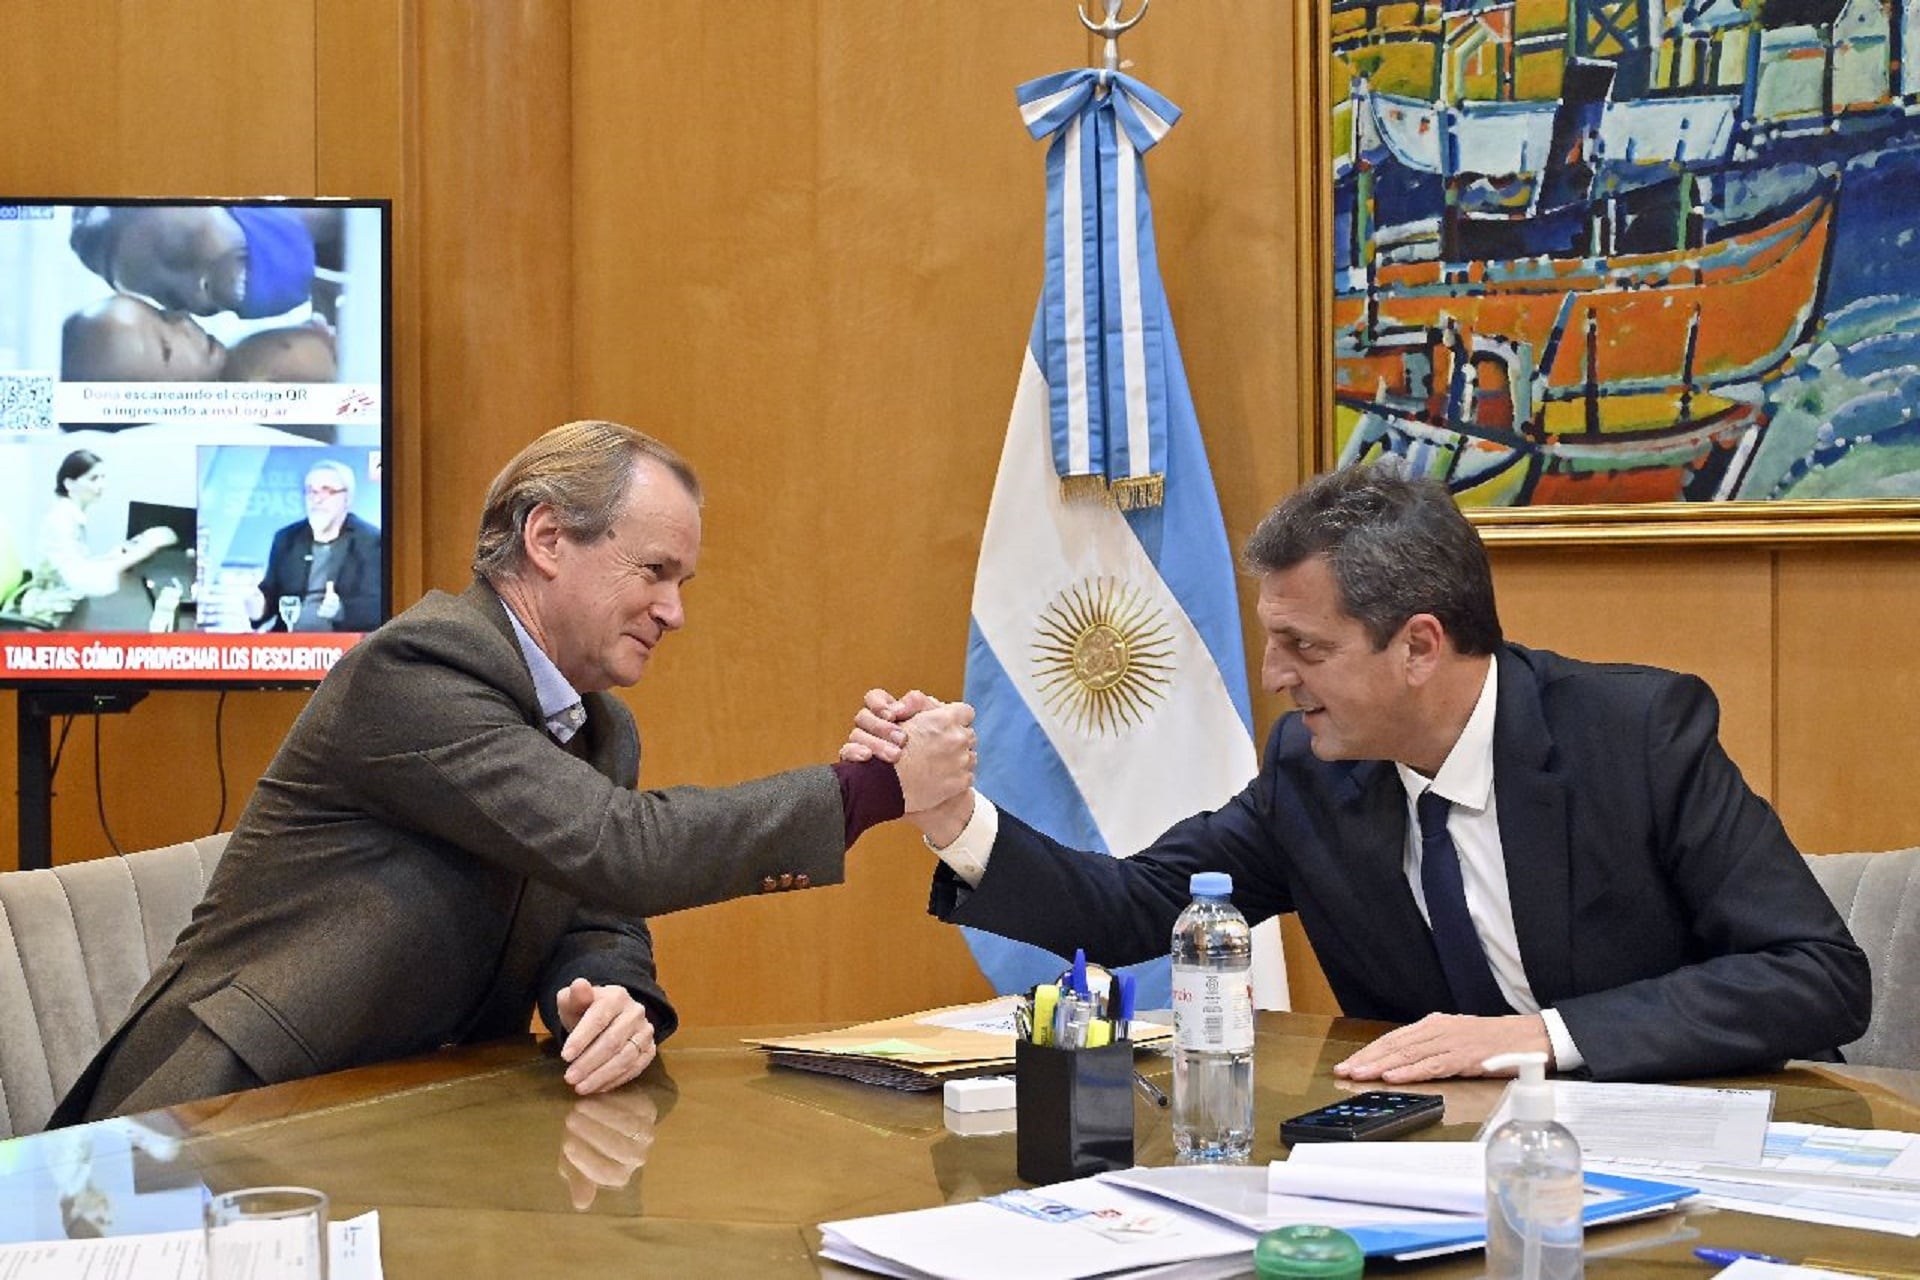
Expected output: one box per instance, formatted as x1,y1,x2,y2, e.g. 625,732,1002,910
54,582,846,1122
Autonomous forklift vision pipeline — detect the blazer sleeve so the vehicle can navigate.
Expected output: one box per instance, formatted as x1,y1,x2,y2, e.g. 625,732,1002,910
333,523,383,632
930,727,1298,971
328,619,850,918
255,525,298,618
535,905,678,1044
1553,675,1871,1079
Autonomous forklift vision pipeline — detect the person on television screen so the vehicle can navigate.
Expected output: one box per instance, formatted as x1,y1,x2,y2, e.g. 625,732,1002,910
67,204,341,320
14,449,178,625
846,464,1871,1084
61,295,338,383
50,419,976,1125
243,459,381,634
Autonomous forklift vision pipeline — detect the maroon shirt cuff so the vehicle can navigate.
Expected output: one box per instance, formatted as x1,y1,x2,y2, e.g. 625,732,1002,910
832,758,905,847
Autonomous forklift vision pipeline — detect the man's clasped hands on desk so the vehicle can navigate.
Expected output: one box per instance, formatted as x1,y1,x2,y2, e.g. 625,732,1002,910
48,422,1870,1144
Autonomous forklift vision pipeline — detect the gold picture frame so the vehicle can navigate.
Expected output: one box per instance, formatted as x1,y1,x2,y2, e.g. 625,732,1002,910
1294,0,1920,545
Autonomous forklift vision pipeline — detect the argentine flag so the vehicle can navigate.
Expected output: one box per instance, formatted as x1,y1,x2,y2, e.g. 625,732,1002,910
961,69,1287,1010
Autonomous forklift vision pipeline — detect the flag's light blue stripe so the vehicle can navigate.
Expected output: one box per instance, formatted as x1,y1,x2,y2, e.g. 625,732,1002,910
962,618,1173,1008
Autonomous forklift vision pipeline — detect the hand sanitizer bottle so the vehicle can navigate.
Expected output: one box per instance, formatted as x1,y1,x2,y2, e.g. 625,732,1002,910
1482,1051,1583,1280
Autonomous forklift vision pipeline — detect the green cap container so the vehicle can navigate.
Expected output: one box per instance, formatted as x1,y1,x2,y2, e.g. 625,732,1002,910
1252,1224,1365,1279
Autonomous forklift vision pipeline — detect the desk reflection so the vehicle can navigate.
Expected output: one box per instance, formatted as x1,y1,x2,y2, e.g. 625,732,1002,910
557,1069,676,1213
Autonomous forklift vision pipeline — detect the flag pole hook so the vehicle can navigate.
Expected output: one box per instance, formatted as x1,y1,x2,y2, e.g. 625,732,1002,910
1077,0,1148,84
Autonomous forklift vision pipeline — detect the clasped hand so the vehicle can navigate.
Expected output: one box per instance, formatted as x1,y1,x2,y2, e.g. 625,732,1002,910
840,687,976,814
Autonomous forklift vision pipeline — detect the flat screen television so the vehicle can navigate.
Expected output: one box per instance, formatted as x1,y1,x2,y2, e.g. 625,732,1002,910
0,197,392,688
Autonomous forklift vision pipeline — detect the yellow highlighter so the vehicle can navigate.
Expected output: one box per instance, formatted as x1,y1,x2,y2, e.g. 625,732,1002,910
1084,1018,1113,1048
1031,984,1060,1047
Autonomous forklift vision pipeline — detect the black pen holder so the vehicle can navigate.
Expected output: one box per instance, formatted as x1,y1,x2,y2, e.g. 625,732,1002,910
1014,1038,1135,1185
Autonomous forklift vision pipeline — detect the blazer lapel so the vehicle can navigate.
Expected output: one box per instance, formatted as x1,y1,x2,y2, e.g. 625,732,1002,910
1492,647,1576,1005
1327,760,1459,1013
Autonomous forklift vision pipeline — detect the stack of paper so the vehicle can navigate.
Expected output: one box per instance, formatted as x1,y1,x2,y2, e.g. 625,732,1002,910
818,1147,1696,1277
0,1210,382,1280
1480,1081,1920,1237
745,997,1171,1092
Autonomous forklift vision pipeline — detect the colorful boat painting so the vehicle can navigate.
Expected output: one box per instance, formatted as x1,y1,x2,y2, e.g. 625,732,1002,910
1326,0,1920,505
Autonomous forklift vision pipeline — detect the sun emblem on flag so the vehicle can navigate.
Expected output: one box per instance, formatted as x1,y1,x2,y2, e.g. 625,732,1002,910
1032,577,1174,736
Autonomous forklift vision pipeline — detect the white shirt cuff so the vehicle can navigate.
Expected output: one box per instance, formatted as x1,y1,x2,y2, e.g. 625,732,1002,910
925,793,998,887
1541,1008,1584,1073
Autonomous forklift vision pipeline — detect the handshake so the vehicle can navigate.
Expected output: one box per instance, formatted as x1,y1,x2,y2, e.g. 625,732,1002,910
841,688,980,846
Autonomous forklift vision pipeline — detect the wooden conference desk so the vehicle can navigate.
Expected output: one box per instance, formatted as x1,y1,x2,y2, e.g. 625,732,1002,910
3,1012,1918,1278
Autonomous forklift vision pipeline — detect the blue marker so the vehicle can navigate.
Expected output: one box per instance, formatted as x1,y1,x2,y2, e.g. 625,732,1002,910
1069,947,1090,999
1113,972,1137,1029
1694,1247,1791,1267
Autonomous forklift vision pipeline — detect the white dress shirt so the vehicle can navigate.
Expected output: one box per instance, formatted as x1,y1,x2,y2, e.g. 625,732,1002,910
1394,660,1583,1071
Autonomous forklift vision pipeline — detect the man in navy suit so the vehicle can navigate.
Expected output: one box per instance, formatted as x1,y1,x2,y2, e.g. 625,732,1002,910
849,465,1870,1082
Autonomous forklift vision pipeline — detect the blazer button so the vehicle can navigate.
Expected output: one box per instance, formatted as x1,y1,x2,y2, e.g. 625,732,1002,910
778,873,794,890
793,873,810,889
760,875,778,894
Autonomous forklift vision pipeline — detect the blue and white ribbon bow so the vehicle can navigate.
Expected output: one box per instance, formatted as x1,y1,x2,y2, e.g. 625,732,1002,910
1017,68,1183,508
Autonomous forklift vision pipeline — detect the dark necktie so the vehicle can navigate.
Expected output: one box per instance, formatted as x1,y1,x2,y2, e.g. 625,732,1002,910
1417,789,1512,1016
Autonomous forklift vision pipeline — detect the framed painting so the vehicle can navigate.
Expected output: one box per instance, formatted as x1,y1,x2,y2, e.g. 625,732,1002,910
1294,0,1920,543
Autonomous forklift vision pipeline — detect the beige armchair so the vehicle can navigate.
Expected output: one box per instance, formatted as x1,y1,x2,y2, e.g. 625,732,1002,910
0,834,228,1138
1805,848,1920,1071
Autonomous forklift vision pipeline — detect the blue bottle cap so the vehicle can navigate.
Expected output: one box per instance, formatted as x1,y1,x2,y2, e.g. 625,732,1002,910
1253,1225,1365,1279
1190,871,1233,898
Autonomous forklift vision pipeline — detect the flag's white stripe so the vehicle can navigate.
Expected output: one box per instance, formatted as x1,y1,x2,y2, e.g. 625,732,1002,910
972,349,1252,854
1124,89,1175,145
1115,136,1150,480
1020,84,1082,131
1061,117,1091,475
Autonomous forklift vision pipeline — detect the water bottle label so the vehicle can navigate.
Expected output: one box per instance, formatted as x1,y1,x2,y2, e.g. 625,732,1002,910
1171,969,1254,1052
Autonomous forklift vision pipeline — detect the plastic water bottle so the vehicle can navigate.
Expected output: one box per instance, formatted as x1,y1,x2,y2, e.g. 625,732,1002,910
1483,1051,1583,1280
1171,871,1255,1162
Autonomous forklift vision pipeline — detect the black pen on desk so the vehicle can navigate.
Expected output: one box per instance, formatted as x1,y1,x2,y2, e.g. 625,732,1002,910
1133,1071,1169,1108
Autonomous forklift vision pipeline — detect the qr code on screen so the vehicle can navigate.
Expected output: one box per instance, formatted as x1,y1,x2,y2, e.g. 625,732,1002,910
0,372,54,433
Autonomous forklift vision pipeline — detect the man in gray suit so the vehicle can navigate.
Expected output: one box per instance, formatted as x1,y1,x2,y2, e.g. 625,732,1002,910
54,419,974,1124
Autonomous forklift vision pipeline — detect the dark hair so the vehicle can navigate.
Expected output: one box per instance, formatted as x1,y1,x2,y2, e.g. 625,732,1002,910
1242,462,1502,655
473,420,701,580
54,450,104,498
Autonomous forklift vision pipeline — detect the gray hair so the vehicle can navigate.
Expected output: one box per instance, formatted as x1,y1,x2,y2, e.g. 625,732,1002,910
305,458,356,499
1242,462,1502,655
472,420,701,581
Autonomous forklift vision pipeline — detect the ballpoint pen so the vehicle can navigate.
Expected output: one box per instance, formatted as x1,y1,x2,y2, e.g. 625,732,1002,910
1133,1071,1169,1108
1694,1248,1790,1267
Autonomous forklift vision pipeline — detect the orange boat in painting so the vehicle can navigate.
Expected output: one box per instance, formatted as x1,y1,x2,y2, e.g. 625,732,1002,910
1332,181,1838,505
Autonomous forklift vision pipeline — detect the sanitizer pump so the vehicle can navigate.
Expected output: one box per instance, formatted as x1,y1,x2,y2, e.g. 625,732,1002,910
1482,1052,1583,1280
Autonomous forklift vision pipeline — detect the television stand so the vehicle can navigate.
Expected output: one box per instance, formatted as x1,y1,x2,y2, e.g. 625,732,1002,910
15,688,147,871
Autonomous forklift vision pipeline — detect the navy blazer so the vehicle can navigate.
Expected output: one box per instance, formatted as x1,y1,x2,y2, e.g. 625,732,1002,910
933,644,1870,1081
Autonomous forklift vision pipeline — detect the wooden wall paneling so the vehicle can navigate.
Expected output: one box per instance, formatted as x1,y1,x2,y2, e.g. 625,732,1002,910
794,1,1085,1019
316,0,423,609
1490,548,1776,792
411,0,573,597
1776,547,1920,853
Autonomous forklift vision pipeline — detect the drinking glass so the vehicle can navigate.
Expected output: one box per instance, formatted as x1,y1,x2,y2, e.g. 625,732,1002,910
277,595,302,630
204,1186,328,1280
